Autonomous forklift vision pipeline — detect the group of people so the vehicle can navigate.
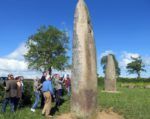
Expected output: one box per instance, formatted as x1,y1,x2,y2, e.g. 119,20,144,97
31,71,71,118
1,74,24,112
1,71,71,118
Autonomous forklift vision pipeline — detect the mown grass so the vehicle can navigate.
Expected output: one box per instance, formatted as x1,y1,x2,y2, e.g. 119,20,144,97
0,78,150,119
98,78,150,119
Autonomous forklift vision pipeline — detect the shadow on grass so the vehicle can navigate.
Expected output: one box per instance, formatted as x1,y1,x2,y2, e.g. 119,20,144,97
50,98,65,116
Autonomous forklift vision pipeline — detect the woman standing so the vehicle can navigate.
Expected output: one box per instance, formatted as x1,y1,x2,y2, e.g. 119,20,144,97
54,74,64,107
31,77,41,112
15,77,22,109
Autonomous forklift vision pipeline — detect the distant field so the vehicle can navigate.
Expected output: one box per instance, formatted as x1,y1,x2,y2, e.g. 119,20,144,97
0,78,150,119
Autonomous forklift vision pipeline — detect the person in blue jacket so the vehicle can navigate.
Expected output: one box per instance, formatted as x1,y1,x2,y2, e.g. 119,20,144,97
41,74,54,117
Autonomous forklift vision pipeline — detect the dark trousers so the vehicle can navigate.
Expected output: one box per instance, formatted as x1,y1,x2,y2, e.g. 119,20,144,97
2,97,16,112
55,89,63,107
15,97,21,110
40,92,45,108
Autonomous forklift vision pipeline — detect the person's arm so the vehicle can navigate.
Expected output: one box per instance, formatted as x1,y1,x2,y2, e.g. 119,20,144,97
37,83,43,90
49,82,54,95
58,79,63,84
3,81,6,87
5,81,9,91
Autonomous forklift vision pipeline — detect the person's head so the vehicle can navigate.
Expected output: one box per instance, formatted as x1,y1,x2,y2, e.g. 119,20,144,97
34,77,39,82
43,71,47,77
46,74,51,81
53,74,57,79
56,74,60,80
15,77,20,81
46,70,50,75
7,74,11,80
19,76,24,81
8,74,14,80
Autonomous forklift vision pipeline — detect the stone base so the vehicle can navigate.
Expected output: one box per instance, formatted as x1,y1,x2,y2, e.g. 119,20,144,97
55,111,124,119
71,110,98,119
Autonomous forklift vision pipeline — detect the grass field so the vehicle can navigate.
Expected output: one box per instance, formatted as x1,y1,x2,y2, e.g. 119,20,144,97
0,78,150,119
99,78,150,119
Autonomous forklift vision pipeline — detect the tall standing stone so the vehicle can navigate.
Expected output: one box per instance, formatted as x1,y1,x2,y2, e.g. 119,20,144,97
105,54,116,92
71,0,97,119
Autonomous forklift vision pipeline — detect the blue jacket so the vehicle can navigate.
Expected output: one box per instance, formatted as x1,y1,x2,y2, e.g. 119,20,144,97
42,80,54,95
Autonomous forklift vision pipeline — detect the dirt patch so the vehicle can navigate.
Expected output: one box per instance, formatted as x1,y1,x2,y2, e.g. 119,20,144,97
55,113,72,119
55,111,124,119
98,111,124,119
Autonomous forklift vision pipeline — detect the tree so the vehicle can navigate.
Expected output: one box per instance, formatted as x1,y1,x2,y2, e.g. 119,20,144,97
126,56,146,79
101,54,120,77
24,26,69,74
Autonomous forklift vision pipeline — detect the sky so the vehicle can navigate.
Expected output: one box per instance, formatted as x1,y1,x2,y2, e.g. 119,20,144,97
0,0,150,78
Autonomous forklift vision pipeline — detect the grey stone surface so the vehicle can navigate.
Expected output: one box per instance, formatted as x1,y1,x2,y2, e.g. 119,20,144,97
105,54,117,92
71,0,98,119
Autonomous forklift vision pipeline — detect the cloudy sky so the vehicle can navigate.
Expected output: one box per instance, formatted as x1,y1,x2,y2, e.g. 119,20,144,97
0,0,150,78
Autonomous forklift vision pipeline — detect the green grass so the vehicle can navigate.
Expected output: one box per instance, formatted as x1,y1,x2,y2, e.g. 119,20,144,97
0,107,45,119
99,88,150,119
0,96,70,119
98,78,150,119
0,78,150,119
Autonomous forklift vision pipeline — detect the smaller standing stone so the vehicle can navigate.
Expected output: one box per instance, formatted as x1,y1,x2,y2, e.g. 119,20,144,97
105,54,116,92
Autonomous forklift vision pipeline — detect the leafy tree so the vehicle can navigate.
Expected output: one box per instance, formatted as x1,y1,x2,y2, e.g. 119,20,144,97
126,56,146,79
24,26,69,74
101,54,120,77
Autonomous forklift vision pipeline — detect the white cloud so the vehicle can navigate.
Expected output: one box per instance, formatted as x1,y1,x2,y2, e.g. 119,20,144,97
143,56,150,66
119,51,140,68
119,51,150,78
0,42,71,79
0,58,27,71
118,52,140,77
0,43,41,78
99,51,150,78
6,43,28,60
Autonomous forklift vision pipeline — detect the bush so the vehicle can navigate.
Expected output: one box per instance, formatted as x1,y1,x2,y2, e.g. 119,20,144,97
117,77,150,83
22,80,34,106
0,84,4,103
0,80,34,106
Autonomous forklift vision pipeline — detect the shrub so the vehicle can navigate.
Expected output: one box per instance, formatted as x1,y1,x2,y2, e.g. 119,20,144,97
0,84,4,103
22,80,34,106
0,80,34,106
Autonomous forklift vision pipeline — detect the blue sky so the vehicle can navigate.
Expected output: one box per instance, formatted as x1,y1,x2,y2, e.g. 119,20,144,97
0,0,150,78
